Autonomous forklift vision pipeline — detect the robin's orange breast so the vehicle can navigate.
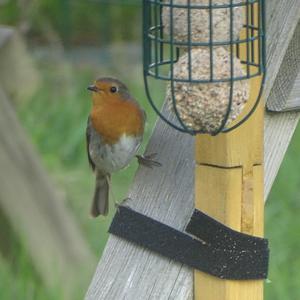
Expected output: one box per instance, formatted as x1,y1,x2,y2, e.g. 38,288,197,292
91,100,145,145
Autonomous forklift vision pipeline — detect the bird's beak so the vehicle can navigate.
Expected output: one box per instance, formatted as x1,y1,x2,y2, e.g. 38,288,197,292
87,85,99,92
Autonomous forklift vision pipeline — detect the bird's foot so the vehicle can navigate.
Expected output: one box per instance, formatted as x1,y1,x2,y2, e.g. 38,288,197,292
114,200,121,210
136,153,162,168
114,197,132,212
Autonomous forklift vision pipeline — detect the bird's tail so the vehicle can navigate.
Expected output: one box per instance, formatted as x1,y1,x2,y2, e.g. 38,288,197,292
91,170,109,217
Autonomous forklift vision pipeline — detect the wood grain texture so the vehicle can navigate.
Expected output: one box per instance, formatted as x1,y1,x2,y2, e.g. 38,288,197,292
86,1,300,299
0,89,95,292
194,165,264,300
288,73,300,109
194,166,242,300
266,20,300,111
264,0,300,100
264,111,300,197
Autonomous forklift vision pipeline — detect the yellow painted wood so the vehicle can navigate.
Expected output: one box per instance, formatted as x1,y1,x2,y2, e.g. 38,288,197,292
194,165,242,300
195,77,264,168
195,165,243,229
194,3,264,300
194,165,264,300
252,165,264,237
194,132,264,300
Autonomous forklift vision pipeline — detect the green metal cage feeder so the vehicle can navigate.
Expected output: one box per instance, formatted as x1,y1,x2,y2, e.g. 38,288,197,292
142,0,266,135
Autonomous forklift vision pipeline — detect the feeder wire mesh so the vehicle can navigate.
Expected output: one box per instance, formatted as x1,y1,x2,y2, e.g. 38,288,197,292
143,0,266,135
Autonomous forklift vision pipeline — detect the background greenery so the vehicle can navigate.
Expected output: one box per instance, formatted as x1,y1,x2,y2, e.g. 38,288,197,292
0,0,141,46
0,1,300,299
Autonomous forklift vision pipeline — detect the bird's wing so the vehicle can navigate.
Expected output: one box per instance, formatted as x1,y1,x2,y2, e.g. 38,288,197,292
86,116,96,171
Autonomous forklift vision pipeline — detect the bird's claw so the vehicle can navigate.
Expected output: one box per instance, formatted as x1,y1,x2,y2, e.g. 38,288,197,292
136,153,162,168
114,197,132,212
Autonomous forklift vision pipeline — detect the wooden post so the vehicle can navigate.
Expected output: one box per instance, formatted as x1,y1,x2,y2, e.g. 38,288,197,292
194,3,265,300
195,98,264,300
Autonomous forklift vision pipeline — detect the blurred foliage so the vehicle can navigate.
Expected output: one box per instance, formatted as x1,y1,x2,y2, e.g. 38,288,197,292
0,0,141,45
0,0,20,24
265,123,300,300
0,243,61,300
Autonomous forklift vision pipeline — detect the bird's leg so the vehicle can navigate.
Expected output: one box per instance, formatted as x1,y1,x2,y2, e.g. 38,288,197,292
136,153,162,168
105,175,119,209
106,175,130,210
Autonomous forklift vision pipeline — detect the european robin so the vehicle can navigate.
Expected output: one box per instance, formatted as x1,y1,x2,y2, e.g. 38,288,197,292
87,77,160,217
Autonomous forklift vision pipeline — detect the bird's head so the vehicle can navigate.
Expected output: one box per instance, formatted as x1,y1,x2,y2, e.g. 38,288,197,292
87,77,131,105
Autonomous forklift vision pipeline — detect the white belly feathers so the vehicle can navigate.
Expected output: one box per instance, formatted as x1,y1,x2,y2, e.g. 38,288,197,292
89,127,142,174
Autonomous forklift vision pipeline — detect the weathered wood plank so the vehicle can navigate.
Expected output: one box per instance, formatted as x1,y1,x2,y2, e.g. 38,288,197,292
0,88,95,292
264,111,300,196
86,1,300,298
288,73,300,109
267,20,300,111
264,0,300,100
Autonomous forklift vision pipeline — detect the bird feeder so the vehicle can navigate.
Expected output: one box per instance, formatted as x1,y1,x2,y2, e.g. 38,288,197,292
143,1,267,300
143,0,266,135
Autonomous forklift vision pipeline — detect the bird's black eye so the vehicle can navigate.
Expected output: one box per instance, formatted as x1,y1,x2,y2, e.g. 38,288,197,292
110,86,118,93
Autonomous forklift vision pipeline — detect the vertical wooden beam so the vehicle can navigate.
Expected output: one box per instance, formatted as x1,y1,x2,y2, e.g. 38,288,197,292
195,96,264,300
194,104,264,300
194,3,265,299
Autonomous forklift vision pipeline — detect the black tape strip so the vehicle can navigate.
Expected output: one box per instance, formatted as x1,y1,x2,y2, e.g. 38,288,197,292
109,206,269,280
186,209,268,251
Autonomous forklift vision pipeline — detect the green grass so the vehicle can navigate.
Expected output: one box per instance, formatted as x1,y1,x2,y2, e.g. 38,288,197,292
2,58,300,299
0,234,62,300
265,123,300,300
